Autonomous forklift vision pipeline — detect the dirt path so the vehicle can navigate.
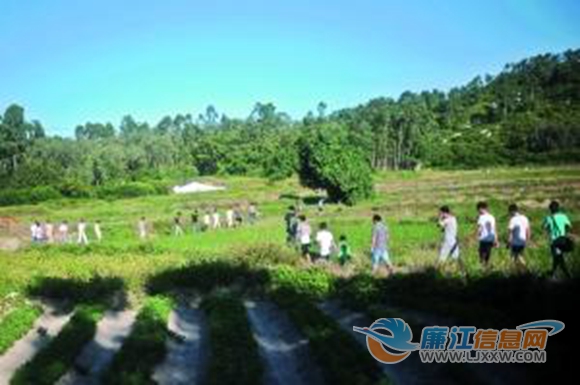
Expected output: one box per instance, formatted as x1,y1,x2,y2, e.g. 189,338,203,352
153,300,209,385
318,300,462,385
245,299,324,385
0,302,72,385
56,309,137,385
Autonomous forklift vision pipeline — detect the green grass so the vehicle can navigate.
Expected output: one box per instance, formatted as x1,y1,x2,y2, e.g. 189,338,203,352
0,166,578,383
11,305,104,385
101,296,172,385
202,291,263,385
0,303,41,355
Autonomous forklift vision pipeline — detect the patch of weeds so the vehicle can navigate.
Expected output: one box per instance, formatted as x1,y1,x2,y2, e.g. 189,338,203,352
201,290,263,385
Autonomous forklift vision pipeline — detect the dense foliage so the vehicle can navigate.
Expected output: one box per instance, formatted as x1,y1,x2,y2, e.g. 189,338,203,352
298,122,373,204
1,49,579,199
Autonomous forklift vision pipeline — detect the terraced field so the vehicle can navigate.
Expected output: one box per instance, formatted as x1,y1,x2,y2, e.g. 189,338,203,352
0,166,578,384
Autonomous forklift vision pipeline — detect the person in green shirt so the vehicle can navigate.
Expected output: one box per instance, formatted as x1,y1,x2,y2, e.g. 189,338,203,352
543,201,573,278
338,235,352,266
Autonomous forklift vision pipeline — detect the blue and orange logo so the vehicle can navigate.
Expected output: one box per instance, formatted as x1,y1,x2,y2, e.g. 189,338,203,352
354,318,565,364
353,318,419,364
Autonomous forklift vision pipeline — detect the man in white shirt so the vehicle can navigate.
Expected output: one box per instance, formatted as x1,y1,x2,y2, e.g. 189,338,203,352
77,218,89,245
437,206,466,274
476,201,498,267
30,221,42,243
226,208,235,228
296,215,312,263
211,208,221,229
316,222,335,261
202,211,211,232
507,204,530,269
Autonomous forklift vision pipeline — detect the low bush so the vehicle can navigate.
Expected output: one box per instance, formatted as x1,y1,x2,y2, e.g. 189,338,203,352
0,186,62,207
102,296,172,385
269,265,334,298
202,290,263,385
95,182,158,200
11,305,104,385
57,182,93,199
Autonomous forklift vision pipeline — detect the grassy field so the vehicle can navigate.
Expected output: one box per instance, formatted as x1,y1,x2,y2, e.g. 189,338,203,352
0,166,578,384
1,166,578,295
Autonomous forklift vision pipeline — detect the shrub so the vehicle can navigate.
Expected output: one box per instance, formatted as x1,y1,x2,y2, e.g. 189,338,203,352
0,186,62,206
235,243,297,266
269,265,334,299
95,182,157,199
0,189,28,206
29,186,62,203
57,181,93,198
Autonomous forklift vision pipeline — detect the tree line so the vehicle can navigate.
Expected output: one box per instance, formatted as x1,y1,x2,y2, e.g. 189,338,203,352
1,49,579,203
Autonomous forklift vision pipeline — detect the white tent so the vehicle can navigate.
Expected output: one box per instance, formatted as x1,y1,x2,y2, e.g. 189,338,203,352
172,181,225,194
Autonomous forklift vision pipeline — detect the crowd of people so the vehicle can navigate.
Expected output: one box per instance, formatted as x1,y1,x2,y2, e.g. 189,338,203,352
30,218,101,245
27,198,574,278
284,200,574,278
29,203,260,244
165,202,259,239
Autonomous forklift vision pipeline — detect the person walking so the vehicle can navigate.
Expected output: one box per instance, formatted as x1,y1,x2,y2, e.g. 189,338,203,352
191,209,200,232
138,217,148,240
234,206,244,227
226,207,235,228
371,215,393,275
337,235,352,267
248,203,258,225
476,202,498,268
543,201,574,279
77,218,89,245
30,221,42,243
507,204,531,271
296,215,312,263
58,220,69,243
315,222,336,262
174,212,184,236
202,211,211,232
211,208,221,229
437,206,465,273
44,220,54,244
94,220,103,242
284,206,298,246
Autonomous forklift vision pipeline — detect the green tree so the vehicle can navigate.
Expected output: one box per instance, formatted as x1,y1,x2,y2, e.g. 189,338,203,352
297,122,373,205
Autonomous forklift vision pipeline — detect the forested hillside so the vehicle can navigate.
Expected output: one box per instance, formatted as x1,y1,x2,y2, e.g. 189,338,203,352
1,49,579,195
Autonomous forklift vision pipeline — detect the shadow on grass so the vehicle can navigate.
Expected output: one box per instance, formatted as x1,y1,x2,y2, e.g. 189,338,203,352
26,276,127,310
335,268,579,385
146,260,271,296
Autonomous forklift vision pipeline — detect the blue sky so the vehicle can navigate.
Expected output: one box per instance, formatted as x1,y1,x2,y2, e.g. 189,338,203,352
1,0,579,135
